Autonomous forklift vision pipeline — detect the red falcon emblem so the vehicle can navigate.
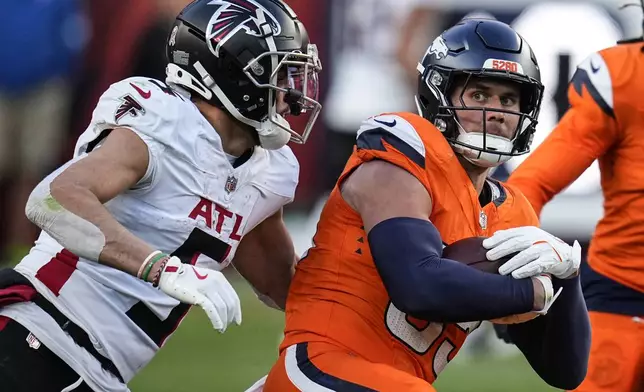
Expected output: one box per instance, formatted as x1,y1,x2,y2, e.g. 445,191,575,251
114,95,145,123
206,0,281,57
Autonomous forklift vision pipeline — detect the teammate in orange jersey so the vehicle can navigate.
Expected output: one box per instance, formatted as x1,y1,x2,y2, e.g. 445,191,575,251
260,19,590,392
508,18,644,392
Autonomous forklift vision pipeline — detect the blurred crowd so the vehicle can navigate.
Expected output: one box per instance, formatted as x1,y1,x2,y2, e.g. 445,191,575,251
0,0,638,263
0,0,196,262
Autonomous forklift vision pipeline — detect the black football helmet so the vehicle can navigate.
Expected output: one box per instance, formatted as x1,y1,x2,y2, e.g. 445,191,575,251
416,19,544,167
166,0,322,149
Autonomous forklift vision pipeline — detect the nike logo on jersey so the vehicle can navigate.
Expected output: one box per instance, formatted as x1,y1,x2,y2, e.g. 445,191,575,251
130,82,152,99
192,267,209,280
590,60,600,74
374,118,397,127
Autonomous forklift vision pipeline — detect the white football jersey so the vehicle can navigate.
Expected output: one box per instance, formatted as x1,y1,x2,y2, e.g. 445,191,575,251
0,77,298,391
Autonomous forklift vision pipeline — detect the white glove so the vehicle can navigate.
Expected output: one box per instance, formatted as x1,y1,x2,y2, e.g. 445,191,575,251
482,226,581,279
158,256,242,332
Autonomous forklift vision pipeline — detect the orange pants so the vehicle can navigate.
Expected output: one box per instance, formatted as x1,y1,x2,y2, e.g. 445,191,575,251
571,311,644,392
264,341,436,392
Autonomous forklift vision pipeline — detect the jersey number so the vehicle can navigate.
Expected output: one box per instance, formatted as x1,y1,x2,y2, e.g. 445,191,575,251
385,302,481,377
126,228,231,346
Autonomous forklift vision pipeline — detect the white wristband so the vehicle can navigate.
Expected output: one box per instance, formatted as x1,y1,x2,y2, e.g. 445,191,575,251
533,274,563,315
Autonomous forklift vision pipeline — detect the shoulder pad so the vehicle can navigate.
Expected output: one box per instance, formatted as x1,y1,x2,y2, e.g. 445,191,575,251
77,77,187,155
254,146,299,201
356,113,426,168
570,52,614,118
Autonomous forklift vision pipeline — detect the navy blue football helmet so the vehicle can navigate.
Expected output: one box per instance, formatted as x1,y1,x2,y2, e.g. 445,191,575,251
416,19,544,167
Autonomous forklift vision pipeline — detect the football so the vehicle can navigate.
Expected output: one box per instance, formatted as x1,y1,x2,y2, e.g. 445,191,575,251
442,236,538,324
442,236,511,274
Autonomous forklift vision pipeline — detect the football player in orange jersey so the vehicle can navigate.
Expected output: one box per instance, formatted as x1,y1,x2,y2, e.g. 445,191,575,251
507,10,644,392
260,19,590,392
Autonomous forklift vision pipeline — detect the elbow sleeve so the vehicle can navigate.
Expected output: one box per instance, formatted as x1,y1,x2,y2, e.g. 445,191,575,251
25,179,106,261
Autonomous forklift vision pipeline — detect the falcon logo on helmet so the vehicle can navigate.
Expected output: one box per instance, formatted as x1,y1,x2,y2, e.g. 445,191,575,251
206,0,281,57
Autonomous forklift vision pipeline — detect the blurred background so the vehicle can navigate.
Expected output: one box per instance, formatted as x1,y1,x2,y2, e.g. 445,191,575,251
0,0,640,390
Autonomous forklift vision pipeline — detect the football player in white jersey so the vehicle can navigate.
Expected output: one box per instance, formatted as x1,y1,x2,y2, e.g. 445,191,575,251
0,1,322,391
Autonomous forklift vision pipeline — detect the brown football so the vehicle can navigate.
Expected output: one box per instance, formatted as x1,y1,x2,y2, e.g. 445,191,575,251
442,236,514,274
442,236,536,324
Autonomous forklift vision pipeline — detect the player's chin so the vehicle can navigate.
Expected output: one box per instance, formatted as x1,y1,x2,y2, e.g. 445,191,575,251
489,312,540,325
484,128,511,139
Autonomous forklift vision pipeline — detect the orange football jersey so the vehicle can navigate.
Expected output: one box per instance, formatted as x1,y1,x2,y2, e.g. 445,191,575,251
281,112,539,382
509,43,644,294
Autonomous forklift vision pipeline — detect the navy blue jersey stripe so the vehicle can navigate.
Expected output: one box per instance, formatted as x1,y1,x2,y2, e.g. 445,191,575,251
571,68,615,119
295,343,377,391
357,128,425,169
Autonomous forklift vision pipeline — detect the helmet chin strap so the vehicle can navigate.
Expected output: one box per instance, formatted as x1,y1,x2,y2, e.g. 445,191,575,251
256,114,291,150
453,145,511,168
166,63,212,100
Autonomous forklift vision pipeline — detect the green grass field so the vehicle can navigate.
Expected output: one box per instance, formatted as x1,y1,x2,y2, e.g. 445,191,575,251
131,276,561,392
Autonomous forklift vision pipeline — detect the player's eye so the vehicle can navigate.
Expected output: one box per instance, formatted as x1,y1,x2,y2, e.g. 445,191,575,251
500,96,517,107
471,91,487,102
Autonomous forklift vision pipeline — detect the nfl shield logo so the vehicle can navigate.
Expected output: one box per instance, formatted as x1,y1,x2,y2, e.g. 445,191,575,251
26,333,41,350
225,175,238,194
479,211,488,230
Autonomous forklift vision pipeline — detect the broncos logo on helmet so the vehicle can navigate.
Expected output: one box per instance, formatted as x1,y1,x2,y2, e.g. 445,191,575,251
206,0,282,57
427,36,449,60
